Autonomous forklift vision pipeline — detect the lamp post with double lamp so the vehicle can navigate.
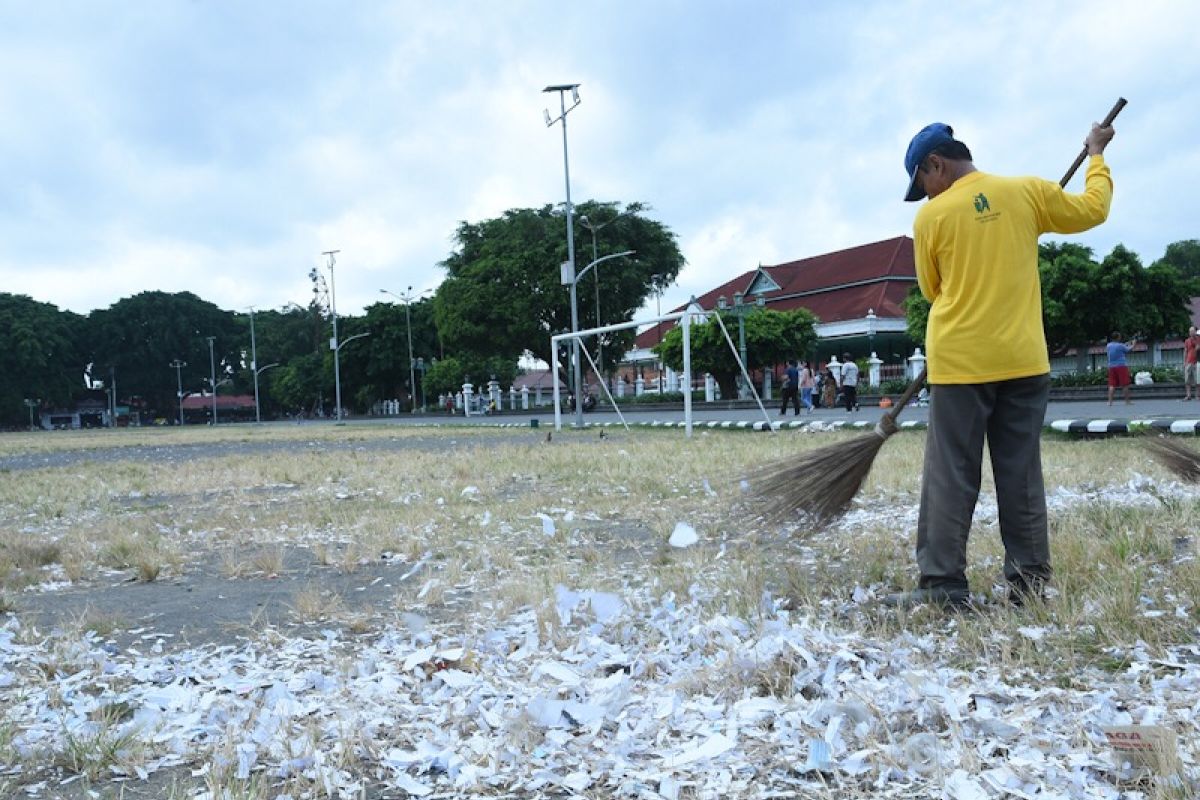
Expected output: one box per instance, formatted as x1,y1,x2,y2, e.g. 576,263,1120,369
717,291,766,399
565,250,635,427
312,250,346,421
578,209,634,381
332,331,372,417
380,287,432,412
866,307,877,357
169,359,187,425
205,336,218,424
543,82,582,419
650,275,665,393
415,357,428,409
246,306,266,423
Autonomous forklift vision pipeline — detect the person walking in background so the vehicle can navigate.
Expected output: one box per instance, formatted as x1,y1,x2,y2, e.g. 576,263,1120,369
779,360,801,416
1106,331,1136,406
1184,326,1198,401
799,360,816,412
885,118,1115,610
840,352,860,412
820,364,837,409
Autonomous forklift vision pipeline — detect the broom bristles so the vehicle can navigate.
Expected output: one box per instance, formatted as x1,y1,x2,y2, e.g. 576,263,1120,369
748,427,890,525
1144,436,1200,482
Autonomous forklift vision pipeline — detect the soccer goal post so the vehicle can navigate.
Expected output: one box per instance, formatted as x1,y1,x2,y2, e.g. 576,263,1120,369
550,307,774,436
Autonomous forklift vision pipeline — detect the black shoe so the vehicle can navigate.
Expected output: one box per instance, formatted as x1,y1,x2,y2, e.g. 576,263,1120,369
882,587,974,609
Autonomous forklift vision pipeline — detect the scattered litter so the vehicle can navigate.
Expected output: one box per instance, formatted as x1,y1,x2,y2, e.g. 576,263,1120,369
668,522,698,548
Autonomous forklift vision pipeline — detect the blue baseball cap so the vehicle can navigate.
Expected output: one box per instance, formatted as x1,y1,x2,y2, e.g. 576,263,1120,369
904,122,955,201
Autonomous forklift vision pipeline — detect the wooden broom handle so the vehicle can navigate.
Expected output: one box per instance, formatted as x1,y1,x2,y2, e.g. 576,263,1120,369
884,366,927,424
888,98,1127,427
1059,97,1126,187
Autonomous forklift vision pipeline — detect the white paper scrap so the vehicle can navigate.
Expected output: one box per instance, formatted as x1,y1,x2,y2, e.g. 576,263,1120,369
662,733,734,768
668,522,698,548
944,769,989,800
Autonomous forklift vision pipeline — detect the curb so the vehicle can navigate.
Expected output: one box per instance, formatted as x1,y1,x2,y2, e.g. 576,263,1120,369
1047,419,1200,435
482,418,1200,436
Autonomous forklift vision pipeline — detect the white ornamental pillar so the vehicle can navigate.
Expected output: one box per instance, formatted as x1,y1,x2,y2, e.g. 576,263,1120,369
908,348,926,381
868,352,882,387
635,375,645,396
762,370,772,400
521,385,530,410
616,376,626,398
509,385,517,410
462,383,474,417
704,373,715,403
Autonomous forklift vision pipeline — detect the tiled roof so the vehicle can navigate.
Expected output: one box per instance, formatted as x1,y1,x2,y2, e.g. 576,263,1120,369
635,235,915,348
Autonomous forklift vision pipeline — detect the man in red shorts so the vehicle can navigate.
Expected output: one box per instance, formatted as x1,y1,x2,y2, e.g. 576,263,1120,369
1184,326,1198,401
1106,331,1136,406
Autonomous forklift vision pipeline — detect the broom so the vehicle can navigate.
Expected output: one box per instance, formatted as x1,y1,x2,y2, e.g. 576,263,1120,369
749,97,1128,524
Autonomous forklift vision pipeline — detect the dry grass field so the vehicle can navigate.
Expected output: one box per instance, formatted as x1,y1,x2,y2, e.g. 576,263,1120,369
0,423,1197,799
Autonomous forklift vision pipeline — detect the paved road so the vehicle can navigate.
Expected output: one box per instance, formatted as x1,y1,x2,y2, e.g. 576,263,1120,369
346,394,1200,429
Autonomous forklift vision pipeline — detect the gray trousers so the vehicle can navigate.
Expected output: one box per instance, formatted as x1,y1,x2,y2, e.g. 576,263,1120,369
916,374,1051,591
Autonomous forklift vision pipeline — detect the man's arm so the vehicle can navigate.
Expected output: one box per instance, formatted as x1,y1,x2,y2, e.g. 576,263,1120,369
1036,123,1116,234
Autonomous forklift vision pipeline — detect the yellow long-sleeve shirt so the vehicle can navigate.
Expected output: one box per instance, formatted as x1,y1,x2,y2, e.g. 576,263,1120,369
914,155,1112,383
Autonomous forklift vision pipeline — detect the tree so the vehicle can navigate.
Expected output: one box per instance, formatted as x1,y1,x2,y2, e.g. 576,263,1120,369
84,292,242,420
654,308,818,398
904,243,1194,375
1106,245,1193,342
903,286,930,346
0,294,87,426
433,201,685,371
1039,242,1107,366
1152,239,1200,284
349,298,440,411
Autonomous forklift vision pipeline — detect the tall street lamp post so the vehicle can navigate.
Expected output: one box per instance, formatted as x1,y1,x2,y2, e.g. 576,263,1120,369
717,291,765,399
578,209,633,382
381,287,432,412
206,337,218,424
867,307,877,357
23,398,38,430
650,275,664,393
315,250,344,421
247,307,264,423
565,250,635,427
169,359,187,425
255,362,280,420
543,82,583,422
415,357,428,409
331,333,367,417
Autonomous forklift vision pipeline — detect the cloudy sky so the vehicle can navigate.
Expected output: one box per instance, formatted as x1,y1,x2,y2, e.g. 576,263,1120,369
3,1,1197,321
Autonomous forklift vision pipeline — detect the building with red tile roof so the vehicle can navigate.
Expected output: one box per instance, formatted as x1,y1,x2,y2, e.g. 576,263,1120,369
627,235,919,370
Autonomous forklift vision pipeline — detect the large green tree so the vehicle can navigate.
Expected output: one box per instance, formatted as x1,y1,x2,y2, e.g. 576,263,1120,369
1152,239,1200,283
905,243,1195,374
0,294,87,426
654,308,818,398
84,291,242,419
345,298,440,410
434,201,685,371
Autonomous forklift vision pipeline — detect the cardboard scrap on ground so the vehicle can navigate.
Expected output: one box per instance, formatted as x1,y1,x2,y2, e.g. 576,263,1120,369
1102,725,1181,775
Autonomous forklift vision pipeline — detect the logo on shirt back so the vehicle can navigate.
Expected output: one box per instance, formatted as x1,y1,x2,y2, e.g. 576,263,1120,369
973,193,991,213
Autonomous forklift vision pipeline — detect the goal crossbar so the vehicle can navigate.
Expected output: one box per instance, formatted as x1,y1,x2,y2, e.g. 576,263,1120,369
550,309,775,436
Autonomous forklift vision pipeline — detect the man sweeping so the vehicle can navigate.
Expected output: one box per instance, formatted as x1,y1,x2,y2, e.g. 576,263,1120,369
886,119,1115,608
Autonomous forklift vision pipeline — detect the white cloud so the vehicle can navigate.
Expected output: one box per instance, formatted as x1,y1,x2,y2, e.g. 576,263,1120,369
1,0,1197,320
